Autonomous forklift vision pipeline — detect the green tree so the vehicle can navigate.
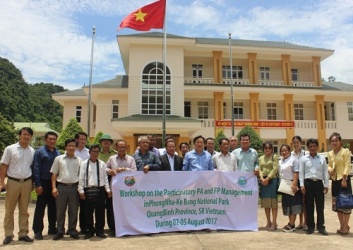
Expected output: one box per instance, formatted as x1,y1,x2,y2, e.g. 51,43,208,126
236,126,262,151
56,118,83,150
0,114,17,156
214,129,226,152
91,131,103,145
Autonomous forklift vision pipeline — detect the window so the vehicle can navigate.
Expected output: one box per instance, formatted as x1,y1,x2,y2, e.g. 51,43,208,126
222,66,243,79
348,102,353,121
76,106,82,122
272,140,279,154
112,100,119,119
294,103,304,120
291,69,298,81
198,101,208,119
141,62,171,115
184,101,191,117
223,102,227,119
260,67,270,80
233,102,244,119
331,103,336,120
192,64,203,78
267,103,277,120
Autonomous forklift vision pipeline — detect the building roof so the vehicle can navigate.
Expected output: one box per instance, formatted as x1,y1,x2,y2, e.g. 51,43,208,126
14,122,59,134
119,32,333,52
321,81,353,91
92,75,128,88
52,88,86,97
112,114,202,123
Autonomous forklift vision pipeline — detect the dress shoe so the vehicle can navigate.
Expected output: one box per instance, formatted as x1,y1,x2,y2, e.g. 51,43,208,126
318,229,328,236
110,231,115,237
96,232,107,238
306,229,314,234
84,232,95,239
34,232,43,240
70,233,80,239
48,228,58,235
3,236,13,245
53,234,64,240
19,235,34,242
80,229,90,235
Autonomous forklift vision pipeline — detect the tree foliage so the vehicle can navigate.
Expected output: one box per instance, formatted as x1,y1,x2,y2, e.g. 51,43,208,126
0,57,66,132
214,129,226,152
56,118,83,150
0,114,17,156
236,126,263,151
91,131,103,145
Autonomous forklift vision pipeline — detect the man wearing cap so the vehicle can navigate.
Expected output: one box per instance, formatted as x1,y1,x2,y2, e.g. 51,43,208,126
98,134,116,236
98,134,117,163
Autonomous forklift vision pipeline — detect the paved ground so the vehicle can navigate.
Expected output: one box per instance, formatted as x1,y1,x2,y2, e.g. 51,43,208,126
1,182,353,250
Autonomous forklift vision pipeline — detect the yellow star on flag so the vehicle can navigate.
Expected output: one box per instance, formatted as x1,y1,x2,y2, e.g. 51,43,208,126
134,9,147,22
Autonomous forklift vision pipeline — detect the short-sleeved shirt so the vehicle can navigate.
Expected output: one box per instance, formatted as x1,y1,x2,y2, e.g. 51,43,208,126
50,154,82,184
213,152,237,171
0,142,34,179
232,147,259,172
98,149,117,163
299,154,329,187
279,155,299,180
106,154,137,171
132,150,161,171
183,150,214,171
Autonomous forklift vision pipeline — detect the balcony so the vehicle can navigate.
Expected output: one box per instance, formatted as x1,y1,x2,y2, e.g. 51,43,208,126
184,78,316,88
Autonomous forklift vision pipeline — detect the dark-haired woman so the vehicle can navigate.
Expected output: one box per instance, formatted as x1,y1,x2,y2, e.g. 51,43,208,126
259,141,279,231
328,132,352,235
291,135,307,230
279,144,302,232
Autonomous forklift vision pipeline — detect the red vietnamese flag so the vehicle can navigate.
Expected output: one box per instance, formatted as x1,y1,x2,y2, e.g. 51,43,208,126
119,0,166,31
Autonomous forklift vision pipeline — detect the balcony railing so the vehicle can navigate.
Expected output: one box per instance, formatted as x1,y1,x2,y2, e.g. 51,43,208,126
184,78,316,88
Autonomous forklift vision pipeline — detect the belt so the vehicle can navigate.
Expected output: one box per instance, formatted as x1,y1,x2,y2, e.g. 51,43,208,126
57,182,78,187
7,176,32,182
305,178,321,182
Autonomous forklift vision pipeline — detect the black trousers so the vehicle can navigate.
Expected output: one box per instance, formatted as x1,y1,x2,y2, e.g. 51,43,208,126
304,179,325,230
32,179,57,233
79,199,86,231
85,187,107,233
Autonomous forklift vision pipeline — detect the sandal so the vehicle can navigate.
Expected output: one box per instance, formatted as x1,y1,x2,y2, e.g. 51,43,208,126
296,225,304,230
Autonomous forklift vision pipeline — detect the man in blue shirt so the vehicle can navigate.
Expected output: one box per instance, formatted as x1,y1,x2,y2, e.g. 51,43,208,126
232,134,259,175
32,131,61,240
183,135,214,171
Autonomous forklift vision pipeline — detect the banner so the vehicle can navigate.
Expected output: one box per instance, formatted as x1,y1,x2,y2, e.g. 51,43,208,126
215,120,295,128
112,171,258,237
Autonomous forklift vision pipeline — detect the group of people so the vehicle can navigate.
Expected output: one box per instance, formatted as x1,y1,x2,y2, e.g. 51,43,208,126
0,127,352,245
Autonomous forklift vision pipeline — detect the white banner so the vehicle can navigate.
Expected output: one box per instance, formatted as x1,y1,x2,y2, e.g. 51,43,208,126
112,171,258,237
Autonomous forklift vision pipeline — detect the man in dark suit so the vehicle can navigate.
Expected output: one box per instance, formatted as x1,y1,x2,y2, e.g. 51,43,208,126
159,140,183,171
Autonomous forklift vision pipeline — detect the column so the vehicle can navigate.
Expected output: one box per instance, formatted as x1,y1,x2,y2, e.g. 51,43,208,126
249,93,260,134
281,54,291,85
213,51,223,84
312,56,322,87
283,94,295,145
247,53,258,84
315,95,327,151
214,92,224,135
124,135,135,155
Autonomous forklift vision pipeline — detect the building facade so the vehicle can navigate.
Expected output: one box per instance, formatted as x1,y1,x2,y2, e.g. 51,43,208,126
53,32,353,154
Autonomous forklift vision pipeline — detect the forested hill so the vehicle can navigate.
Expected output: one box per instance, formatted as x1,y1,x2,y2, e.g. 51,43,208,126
0,57,66,132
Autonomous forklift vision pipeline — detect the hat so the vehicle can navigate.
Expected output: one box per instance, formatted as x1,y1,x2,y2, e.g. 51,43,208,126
99,134,113,143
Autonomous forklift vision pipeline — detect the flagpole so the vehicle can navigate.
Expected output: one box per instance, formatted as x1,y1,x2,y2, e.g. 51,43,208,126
229,33,235,136
87,26,96,138
162,1,167,144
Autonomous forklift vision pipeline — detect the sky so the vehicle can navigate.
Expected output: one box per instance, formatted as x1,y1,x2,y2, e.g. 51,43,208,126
1,0,353,90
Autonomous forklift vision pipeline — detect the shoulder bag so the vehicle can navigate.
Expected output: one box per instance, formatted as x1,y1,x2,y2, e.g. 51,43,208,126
84,160,100,203
336,188,353,209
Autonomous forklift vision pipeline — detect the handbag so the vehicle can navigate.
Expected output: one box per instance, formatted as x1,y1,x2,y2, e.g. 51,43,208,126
84,160,100,203
336,189,353,209
277,179,296,196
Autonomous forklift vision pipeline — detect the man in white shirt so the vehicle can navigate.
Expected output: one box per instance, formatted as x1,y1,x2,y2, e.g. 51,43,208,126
0,127,35,244
78,144,111,239
213,138,237,171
